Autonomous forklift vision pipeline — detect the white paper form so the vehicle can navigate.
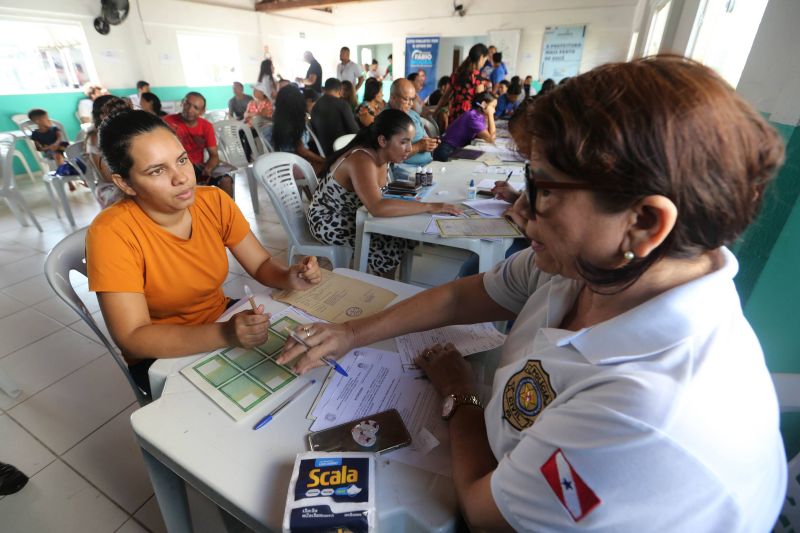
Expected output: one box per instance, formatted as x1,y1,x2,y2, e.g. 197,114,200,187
395,323,507,370
475,178,523,191
308,348,454,476
462,198,511,217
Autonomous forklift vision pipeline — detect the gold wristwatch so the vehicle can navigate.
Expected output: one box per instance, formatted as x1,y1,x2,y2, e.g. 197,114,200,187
441,393,484,420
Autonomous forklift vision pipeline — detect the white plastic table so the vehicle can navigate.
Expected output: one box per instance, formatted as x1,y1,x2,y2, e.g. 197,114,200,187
354,159,524,280
133,269,461,532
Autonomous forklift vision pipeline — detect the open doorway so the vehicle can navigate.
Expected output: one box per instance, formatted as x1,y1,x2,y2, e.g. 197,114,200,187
439,35,487,82
356,43,392,101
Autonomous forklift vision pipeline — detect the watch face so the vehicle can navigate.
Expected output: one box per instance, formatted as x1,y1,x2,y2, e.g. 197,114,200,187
442,396,455,418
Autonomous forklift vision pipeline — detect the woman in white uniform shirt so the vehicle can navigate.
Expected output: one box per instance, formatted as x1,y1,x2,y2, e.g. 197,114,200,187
278,56,787,531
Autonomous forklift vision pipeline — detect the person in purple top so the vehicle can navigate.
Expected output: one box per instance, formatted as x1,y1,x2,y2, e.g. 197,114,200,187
432,92,496,161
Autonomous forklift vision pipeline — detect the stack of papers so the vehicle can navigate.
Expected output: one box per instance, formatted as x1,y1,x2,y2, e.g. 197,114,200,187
462,198,511,217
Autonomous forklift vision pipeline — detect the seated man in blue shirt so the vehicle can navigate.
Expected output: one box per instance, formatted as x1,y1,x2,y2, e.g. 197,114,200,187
385,78,438,166
495,81,523,119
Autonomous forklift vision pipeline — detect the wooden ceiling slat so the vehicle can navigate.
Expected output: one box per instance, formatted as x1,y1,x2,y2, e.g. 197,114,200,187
255,0,364,12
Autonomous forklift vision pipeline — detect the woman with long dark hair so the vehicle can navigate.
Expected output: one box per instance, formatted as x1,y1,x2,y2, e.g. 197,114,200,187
435,43,489,124
433,91,496,161
271,85,325,173
256,58,277,101
307,109,460,275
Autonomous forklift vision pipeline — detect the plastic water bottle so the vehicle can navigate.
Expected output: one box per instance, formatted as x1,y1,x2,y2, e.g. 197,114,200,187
466,179,477,200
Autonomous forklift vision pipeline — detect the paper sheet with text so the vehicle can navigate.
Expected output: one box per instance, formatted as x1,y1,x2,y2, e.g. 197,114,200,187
309,347,454,476
395,323,506,371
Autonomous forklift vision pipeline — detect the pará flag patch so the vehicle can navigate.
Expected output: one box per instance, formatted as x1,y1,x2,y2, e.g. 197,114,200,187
540,449,601,522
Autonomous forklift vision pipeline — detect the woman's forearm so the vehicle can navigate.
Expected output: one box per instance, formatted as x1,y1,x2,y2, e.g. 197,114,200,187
348,275,514,349
253,256,294,289
367,198,440,217
121,322,229,361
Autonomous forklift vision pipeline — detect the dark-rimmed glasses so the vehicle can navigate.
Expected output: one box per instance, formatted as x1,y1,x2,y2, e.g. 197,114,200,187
524,162,615,219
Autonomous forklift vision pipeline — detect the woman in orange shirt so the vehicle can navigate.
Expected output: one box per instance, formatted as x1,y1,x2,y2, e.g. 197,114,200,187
86,110,320,398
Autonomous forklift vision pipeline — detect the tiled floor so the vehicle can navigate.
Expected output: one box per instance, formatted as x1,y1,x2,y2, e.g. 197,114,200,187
0,174,291,532
0,170,464,532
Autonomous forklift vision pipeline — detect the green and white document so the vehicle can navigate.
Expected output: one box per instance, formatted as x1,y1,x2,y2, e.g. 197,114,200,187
181,311,309,421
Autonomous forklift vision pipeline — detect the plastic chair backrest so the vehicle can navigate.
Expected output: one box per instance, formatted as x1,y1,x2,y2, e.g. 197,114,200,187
214,120,256,168
251,116,274,152
44,228,150,406
63,142,96,192
306,124,326,158
0,133,15,191
333,134,356,152
421,116,440,138
204,109,228,123
253,153,319,247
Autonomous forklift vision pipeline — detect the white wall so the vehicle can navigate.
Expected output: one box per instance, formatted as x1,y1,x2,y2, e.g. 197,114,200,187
282,0,639,80
736,0,800,125
0,0,639,91
437,36,488,81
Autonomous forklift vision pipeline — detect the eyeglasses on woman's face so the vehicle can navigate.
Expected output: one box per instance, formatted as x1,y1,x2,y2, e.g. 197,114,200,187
524,162,614,219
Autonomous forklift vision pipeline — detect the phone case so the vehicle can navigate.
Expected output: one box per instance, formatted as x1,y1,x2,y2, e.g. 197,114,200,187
307,409,412,455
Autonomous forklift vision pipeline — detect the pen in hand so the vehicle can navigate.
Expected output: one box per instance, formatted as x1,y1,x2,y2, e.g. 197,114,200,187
288,330,349,378
243,284,258,312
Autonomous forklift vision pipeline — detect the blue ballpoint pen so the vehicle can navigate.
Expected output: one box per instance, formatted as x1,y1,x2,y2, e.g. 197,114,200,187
289,331,349,378
253,379,316,430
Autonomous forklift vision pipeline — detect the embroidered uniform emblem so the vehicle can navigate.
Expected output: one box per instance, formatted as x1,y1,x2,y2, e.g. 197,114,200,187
502,359,556,431
540,448,601,521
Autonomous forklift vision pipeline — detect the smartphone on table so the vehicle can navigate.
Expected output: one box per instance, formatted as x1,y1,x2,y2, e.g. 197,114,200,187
307,409,412,455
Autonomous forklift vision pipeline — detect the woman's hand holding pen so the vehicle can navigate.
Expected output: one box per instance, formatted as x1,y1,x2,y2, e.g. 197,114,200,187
225,307,271,349
288,256,321,289
491,181,520,203
277,322,356,375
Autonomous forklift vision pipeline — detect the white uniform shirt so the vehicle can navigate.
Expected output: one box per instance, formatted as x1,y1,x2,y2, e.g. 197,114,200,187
482,247,786,532
337,61,362,86
128,93,141,110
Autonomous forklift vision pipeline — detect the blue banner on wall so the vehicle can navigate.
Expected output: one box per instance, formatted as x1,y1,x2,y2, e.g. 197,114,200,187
405,36,439,100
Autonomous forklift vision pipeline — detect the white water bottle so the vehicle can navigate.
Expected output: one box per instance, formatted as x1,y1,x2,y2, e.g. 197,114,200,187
466,179,477,200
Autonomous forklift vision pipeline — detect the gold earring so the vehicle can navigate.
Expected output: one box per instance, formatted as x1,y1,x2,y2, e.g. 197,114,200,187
623,251,635,261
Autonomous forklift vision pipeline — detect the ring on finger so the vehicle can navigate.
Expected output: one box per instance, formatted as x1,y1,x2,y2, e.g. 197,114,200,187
305,328,314,338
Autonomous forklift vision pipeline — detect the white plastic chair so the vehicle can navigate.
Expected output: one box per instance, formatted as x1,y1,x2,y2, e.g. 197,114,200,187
213,120,260,214
0,133,42,231
774,373,800,532
333,133,356,152
203,109,228,123
250,116,274,155
253,153,351,268
306,123,326,158
14,117,70,175
421,116,440,138
43,141,91,227
44,227,151,406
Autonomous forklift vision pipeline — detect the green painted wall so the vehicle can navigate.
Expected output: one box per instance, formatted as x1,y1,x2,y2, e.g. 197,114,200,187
733,119,800,458
1,85,234,174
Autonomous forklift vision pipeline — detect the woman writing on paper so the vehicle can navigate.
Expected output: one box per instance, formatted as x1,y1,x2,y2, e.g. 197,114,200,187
280,57,787,530
306,109,461,276
86,110,322,399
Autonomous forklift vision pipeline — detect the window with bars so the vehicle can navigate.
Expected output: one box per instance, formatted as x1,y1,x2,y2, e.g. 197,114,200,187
0,19,96,94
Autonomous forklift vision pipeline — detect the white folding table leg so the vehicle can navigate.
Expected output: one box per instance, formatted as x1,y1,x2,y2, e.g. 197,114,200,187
140,448,192,533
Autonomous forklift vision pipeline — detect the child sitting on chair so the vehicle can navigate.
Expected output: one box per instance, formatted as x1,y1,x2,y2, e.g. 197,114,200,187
27,109,68,166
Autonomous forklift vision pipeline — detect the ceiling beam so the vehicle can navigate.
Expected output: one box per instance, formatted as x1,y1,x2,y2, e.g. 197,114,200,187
255,0,364,12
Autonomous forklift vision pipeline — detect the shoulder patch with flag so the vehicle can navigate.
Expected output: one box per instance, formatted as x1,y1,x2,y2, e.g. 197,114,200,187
540,449,601,522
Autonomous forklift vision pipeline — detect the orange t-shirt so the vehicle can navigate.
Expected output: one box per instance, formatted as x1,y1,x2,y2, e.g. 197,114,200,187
86,186,250,326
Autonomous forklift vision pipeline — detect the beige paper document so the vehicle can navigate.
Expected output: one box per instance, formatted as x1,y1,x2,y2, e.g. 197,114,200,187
274,270,397,323
435,217,523,238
